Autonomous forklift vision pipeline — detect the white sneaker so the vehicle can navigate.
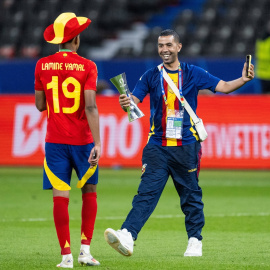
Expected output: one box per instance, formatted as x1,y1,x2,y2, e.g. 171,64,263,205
184,237,202,257
57,254,73,268
78,250,100,266
104,228,134,256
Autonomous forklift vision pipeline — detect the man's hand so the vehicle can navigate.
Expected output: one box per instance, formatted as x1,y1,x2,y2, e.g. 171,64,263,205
242,62,255,83
119,94,131,112
88,144,101,168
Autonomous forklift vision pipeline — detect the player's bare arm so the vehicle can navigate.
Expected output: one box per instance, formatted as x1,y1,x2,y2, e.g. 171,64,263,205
35,90,47,111
215,62,254,94
119,94,140,111
85,89,101,167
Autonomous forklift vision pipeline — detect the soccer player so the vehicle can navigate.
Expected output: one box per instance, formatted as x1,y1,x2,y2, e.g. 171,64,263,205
35,13,101,268
104,29,254,257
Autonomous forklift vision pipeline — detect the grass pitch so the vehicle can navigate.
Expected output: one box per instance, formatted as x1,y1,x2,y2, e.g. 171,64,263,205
0,167,269,269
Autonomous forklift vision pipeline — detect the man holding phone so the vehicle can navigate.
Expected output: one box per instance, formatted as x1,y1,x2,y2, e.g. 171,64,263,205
104,29,254,258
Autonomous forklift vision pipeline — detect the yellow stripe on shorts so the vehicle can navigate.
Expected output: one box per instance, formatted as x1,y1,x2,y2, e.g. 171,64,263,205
44,158,71,191
76,165,97,189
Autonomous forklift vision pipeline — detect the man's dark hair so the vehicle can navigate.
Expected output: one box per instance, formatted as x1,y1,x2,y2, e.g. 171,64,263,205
59,36,77,49
64,36,77,44
159,29,180,43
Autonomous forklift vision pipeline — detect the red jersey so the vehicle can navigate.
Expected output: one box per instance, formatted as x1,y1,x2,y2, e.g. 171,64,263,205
34,51,97,145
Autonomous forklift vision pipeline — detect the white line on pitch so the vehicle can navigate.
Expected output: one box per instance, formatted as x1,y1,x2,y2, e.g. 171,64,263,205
1,212,269,223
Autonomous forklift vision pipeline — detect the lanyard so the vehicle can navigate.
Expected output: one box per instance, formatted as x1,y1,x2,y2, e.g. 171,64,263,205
160,64,184,107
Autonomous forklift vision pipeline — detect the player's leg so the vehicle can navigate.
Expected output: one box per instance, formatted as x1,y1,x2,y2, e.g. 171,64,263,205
104,144,169,256
71,143,100,266
43,143,73,268
81,184,97,249
53,189,73,268
169,141,204,256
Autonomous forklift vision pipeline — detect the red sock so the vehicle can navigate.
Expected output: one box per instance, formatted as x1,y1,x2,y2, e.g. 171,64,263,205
53,196,71,255
81,192,97,245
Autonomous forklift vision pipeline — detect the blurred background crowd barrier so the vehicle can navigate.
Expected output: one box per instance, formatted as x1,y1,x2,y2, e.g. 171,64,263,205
0,0,269,59
0,0,269,168
0,58,261,94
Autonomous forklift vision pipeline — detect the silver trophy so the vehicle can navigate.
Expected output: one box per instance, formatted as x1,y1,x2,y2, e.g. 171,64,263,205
110,73,144,122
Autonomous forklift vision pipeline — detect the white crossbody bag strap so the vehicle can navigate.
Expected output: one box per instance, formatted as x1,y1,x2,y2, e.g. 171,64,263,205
158,64,208,141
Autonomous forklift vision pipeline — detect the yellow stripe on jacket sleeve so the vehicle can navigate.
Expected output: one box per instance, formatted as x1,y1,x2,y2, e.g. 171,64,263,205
147,121,155,143
77,165,97,188
44,158,71,191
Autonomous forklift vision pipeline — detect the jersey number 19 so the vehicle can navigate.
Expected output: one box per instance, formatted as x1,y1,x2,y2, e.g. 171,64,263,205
47,76,81,114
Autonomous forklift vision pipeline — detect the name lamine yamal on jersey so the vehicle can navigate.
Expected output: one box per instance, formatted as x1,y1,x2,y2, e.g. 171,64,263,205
42,62,85,71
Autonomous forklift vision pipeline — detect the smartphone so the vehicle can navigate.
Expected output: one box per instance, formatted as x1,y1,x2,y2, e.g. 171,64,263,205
92,150,96,159
246,55,252,77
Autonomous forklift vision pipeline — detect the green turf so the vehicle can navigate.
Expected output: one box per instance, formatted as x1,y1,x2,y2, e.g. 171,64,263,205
0,168,270,269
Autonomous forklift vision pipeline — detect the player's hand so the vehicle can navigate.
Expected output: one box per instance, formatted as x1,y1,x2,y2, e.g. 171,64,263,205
242,62,255,82
119,94,130,112
88,144,101,168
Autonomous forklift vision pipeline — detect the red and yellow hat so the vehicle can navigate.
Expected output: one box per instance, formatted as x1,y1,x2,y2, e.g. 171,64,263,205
44,13,91,44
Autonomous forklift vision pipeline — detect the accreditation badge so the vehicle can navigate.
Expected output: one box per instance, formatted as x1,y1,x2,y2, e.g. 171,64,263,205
166,108,184,139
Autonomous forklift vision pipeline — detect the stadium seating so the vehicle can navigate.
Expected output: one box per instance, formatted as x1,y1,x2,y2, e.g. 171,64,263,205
0,0,269,59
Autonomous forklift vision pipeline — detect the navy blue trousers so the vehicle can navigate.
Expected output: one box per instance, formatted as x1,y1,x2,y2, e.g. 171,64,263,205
121,142,204,240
